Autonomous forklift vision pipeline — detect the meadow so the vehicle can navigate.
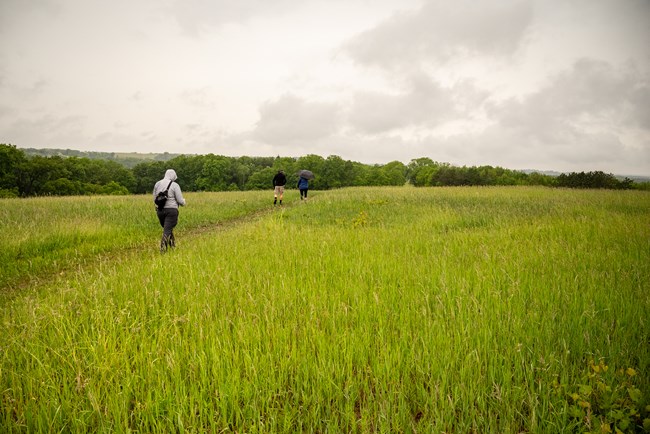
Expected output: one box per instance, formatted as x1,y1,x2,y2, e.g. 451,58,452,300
1,186,648,433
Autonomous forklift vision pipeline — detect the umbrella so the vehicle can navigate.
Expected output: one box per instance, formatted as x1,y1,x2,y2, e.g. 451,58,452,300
298,169,315,180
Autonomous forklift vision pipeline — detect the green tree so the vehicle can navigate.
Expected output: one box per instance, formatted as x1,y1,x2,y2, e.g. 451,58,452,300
246,167,277,190
133,161,167,194
0,144,27,197
98,181,130,195
168,155,206,191
42,178,82,196
195,155,232,191
406,157,435,185
321,155,348,189
17,156,68,196
380,161,407,186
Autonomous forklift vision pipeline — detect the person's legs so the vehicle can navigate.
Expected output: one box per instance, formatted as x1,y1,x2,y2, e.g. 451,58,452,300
274,186,281,205
157,209,165,227
160,208,179,252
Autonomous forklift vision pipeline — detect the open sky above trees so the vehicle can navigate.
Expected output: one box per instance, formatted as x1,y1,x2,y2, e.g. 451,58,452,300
1,0,648,175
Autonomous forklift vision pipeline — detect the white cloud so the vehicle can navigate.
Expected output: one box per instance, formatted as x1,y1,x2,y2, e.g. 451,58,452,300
251,94,342,144
490,59,650,141
168,0,296,36
347,72,459,134
343,0,533,70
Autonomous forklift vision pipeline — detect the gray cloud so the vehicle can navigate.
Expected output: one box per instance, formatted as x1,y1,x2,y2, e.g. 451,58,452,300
179,87,217,110
490,59,650,140
344,0,533,69
169,0,296,36
251,94,342,144
1,0,648,175
348,72,460,134
0,0,61,31
463,58,650,172
1,114,86,148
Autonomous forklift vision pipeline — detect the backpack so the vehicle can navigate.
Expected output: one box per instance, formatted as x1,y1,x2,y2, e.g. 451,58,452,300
154,181,173,210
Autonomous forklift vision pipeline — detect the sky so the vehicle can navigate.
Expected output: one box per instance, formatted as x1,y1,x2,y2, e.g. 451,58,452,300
1,0,649,175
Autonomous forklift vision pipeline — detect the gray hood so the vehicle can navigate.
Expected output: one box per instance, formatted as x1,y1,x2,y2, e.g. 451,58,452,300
164,169,178,181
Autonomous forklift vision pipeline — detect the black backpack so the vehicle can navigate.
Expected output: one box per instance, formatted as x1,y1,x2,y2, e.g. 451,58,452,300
154,181,173,210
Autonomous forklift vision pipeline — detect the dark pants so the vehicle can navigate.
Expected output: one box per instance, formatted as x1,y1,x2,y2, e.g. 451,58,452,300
157,208,179,250
300,189,308,199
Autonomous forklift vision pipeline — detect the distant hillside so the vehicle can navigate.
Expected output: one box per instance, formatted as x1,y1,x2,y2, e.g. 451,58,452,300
20,148,182,168
520,169,563,177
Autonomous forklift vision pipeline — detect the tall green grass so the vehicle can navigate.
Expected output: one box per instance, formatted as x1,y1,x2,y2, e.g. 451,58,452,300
1,187,648,432
0,191,275,289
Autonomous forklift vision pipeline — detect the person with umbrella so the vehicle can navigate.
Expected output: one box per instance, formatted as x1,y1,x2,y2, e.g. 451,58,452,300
297,169,314,200
272,169,286,205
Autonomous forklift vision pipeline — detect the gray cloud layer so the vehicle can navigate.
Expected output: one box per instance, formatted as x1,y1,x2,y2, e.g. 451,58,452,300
1,0,648,174
344,0,534,69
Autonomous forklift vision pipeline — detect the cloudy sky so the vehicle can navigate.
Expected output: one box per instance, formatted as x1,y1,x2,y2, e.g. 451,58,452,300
1,0,648,175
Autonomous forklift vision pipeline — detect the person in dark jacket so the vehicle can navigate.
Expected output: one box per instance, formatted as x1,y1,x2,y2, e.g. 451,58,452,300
272,170,287,205
153,169,186,253
298,176,309,200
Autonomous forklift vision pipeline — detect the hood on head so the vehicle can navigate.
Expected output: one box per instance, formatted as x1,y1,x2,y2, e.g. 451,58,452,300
165,169,177,181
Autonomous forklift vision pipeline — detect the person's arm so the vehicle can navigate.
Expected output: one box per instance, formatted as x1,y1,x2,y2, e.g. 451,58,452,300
173,183,186,206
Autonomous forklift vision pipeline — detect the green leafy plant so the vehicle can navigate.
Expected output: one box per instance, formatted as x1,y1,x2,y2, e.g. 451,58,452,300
352,210,368,228
555,359,649,433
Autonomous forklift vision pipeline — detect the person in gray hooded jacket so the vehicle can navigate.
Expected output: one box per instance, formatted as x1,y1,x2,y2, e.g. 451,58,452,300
153,169,186,252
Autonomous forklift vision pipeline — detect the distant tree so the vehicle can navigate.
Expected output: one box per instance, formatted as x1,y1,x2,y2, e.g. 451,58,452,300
99,181,130,195
320,155,348,189
245,167,276,190
619,177,634,190
347,161,370,186
557,171,627,189
17,156,68,196
406,157,436,185
168,154,205,191
195,155,232,191
379,161,407,186
0,144,27,197
133,161,167,194
527,172,556,187
365,165,388,186
42,178,82,196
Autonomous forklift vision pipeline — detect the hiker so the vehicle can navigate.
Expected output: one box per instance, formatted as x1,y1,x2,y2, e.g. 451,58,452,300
153,169,186,253
298,176,309,200
272,169,287,205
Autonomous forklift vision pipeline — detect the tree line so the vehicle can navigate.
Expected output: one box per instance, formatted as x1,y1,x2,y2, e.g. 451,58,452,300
0,144,645,198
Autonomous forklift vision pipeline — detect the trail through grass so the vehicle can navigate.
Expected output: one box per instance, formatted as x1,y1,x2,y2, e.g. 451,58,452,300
0,191,278,290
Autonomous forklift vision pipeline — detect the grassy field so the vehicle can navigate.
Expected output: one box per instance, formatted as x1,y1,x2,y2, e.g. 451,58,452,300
1,186,648,433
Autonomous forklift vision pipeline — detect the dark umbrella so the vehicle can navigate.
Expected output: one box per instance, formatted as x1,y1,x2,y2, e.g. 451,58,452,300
298,169,315,180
